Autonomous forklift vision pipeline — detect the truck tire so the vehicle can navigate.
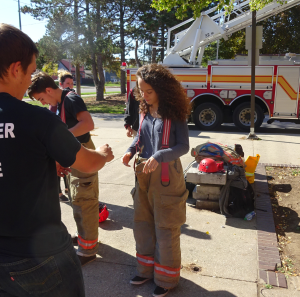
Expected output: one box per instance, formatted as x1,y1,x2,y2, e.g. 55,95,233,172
233,102,264,131
193,103,223,130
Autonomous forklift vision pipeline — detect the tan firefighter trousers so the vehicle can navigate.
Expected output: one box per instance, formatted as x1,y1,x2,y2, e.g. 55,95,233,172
132,157,189,289
68,136,99,256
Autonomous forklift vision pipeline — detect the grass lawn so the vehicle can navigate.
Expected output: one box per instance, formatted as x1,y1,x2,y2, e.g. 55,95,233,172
26,101,47,108
23,91,119,98
81,83,120,87
25,95,125,114
82,91,120,95
85,103,124,114
105,83,120,87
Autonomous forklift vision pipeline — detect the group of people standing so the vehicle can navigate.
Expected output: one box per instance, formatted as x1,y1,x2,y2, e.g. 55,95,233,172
0,23,191,297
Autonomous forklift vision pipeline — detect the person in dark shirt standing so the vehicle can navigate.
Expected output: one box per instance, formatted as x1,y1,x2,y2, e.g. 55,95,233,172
0,23,114,296
49,70,75,202
28,72,101,266
124,88,139,137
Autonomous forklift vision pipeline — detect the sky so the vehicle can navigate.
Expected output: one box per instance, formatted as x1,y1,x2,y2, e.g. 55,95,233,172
1,0,47,42
0,0,137,59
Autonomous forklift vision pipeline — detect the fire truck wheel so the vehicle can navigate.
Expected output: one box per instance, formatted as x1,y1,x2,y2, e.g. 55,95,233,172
233,102,264,131
193,103,223,130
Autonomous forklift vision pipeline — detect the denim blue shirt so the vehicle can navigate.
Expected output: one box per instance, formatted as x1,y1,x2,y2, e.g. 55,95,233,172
126,113,189,163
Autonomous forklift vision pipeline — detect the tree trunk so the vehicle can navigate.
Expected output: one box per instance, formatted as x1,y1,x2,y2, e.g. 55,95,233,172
75,64,81,96
74,0,81,97
92,0,105,101
96,54,105,101
160,23,165,62
120,1,126,94
151,30,158,63
86,1,102,101
152,47,157,63
135,40,141,67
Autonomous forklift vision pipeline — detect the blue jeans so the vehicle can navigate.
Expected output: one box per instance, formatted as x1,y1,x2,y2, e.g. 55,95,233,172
0,244,85,297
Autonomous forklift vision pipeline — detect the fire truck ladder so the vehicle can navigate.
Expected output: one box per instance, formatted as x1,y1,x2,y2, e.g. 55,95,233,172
165,0,300,66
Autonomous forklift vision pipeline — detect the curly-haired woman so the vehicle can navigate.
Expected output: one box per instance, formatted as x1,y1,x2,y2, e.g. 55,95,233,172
121,64,191,297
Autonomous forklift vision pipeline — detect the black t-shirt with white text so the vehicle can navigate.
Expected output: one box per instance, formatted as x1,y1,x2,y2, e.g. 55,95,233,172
58,89,90,144
0,93,81,257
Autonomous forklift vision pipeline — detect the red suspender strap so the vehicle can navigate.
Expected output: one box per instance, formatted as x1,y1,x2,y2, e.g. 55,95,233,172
60,91,74,124
133,113,145,171
135,113,145,153
161,119,171,184
61,101,66,123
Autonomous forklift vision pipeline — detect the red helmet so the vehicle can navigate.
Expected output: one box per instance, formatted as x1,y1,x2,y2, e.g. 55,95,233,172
99,203,109,223
198,158,218,173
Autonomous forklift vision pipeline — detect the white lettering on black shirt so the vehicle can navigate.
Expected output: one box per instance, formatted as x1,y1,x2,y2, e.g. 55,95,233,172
0,123,15,138
0,123,15,177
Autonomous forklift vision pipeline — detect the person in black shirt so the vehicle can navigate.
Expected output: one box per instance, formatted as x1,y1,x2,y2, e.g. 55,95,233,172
28,72,101,266
124,88,139,137
0,23,114,297
49,70,75,201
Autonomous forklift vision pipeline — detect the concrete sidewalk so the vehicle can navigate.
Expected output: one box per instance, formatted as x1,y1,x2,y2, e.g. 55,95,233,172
60,115,300,297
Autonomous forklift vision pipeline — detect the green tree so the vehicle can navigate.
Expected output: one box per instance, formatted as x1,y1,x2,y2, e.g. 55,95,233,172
84,0,120,100
151,0,289,65
42,62,59,76
259,6,300,54
152,0,285,19
22,0,88,96
138,6,186,63
202,30,246,66
23,0,119,101
128,1,190,65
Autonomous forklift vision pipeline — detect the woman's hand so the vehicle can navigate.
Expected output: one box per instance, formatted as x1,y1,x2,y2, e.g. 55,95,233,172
121,152,132,167
143,157,159,174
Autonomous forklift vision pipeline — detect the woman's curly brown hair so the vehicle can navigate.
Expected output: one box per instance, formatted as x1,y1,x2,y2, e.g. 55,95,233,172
134,64,191,122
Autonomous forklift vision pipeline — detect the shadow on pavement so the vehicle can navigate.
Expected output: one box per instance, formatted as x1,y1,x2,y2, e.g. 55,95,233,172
100,202,211,240
92,114,124,121
182,223,211,240
272,184,292,193
188,122,300,135
254,172,267,182
98,202,134,231
274,206,300,235
83,243,238,297
225,217,257,230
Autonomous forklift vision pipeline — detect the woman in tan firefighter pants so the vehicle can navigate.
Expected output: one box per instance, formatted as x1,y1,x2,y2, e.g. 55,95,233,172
122,64,190,297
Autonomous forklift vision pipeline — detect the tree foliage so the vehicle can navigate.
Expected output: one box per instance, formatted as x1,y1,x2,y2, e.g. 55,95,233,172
152,0,286,19
152,0,299,65
259,6,300,54
202,30,246,66
42,62,59,76
22,0,120,100
134,2,178,62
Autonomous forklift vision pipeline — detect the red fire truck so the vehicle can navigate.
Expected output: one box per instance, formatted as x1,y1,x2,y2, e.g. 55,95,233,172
125,0,300,131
